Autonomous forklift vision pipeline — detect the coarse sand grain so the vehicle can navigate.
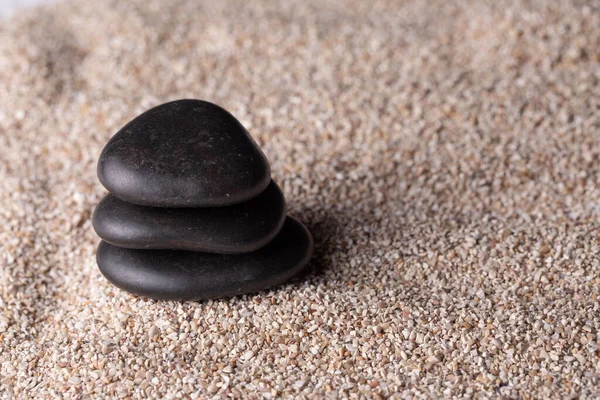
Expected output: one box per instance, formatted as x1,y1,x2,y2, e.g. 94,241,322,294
0,0,599,398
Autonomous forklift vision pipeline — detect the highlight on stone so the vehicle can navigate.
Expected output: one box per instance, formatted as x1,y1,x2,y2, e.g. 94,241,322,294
93,99,313,300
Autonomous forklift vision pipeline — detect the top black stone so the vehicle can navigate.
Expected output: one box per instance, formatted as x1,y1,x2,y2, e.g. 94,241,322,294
97,99,271,207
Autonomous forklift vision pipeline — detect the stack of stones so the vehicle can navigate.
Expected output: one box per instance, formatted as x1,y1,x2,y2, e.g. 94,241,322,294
92,100,313,301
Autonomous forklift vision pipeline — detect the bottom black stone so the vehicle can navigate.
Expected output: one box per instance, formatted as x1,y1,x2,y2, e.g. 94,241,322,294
96,217,313,301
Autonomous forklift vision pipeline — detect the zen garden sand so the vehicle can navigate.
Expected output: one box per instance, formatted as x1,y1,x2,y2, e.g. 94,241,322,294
0,0,599,398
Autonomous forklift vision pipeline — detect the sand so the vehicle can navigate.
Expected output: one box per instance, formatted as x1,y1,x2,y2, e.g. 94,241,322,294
0,0,599,398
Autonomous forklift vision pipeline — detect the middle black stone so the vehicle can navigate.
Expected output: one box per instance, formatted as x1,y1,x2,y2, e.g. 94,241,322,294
93,180,286,253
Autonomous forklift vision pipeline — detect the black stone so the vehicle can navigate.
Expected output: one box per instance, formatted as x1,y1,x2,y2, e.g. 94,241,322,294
92,180,286,253
97,99,271,208
96,217,313,301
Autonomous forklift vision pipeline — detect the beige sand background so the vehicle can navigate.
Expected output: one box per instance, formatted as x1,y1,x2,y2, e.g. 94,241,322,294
0,0,599,398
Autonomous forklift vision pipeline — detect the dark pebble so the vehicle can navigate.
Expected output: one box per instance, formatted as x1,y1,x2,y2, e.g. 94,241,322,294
96,217,313,301
92,180,286,253
97,99,271,207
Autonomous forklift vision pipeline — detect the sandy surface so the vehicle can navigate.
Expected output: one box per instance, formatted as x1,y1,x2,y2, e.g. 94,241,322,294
0,0,599,398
